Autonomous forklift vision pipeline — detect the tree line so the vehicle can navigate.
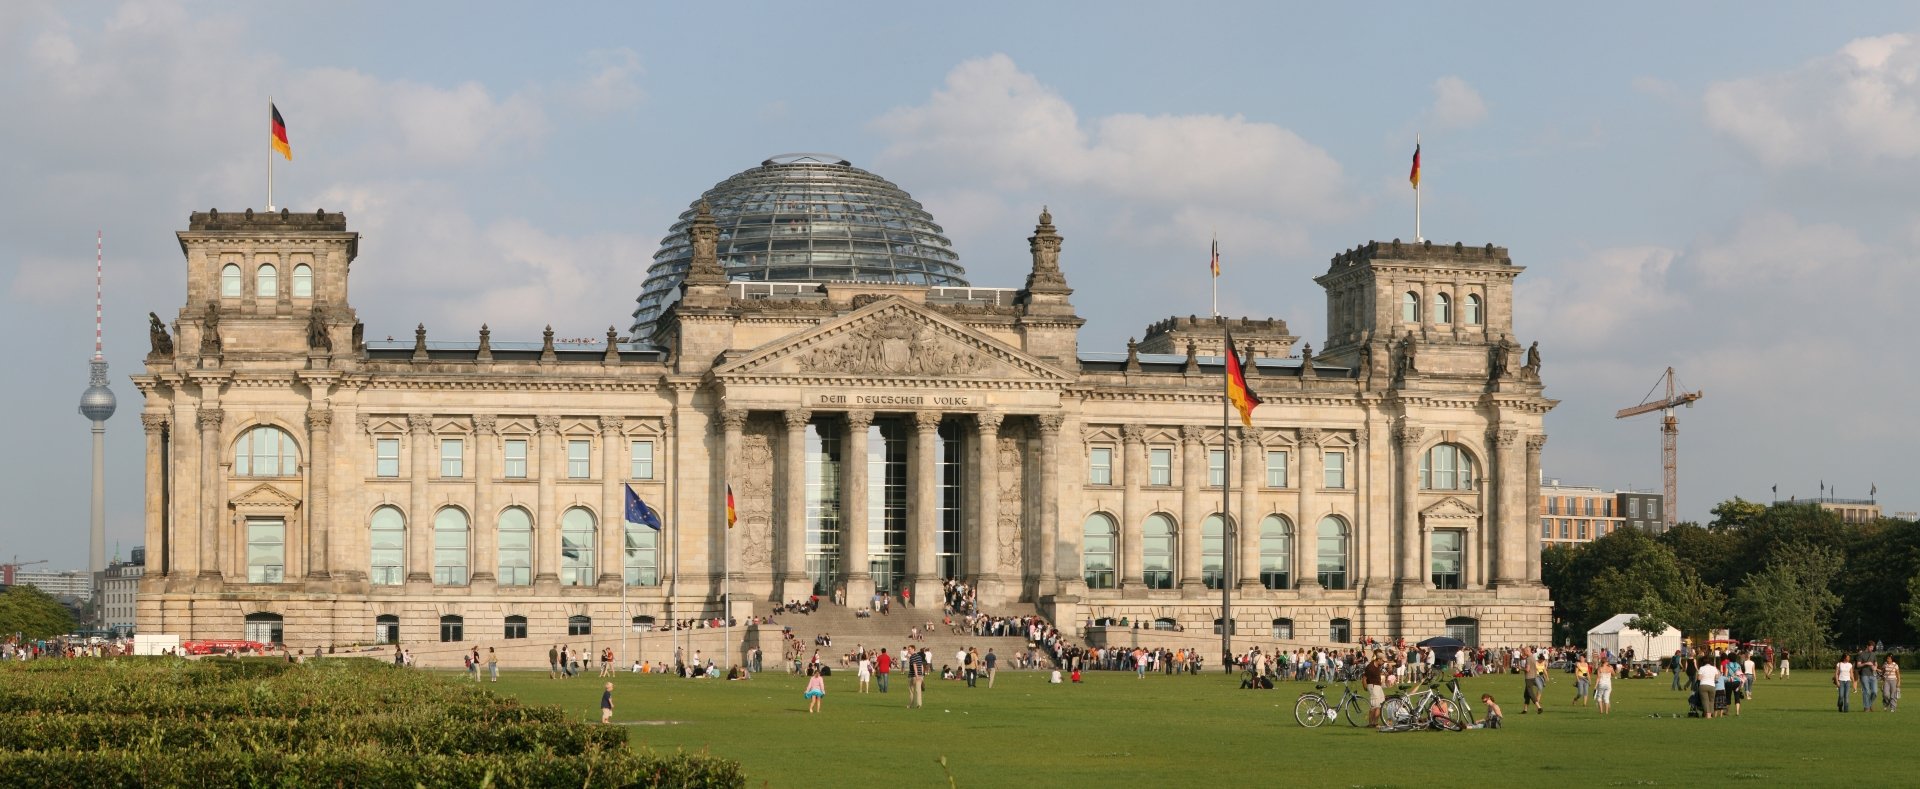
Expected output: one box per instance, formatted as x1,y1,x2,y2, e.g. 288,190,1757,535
1544,498,1920,661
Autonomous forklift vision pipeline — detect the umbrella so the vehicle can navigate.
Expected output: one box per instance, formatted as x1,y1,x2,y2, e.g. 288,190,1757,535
1416,636,1467,668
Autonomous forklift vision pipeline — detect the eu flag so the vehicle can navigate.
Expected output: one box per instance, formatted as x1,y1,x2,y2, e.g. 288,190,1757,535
625,484,662,531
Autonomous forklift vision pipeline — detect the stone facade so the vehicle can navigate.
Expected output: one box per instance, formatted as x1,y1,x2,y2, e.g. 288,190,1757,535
134,207,1555,649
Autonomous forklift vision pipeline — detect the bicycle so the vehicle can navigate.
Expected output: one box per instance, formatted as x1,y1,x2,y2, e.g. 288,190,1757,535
1294,681,1368,728
1380,681,1466,732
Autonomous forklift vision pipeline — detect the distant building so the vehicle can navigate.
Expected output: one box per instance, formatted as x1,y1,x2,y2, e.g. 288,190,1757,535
103,548,145,636
1773,497,1881,525
14,569,92,601
1538,480,1665,548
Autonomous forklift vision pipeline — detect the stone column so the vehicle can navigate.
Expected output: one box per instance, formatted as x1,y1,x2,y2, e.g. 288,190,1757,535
840,410,872,602
141,414,169,578
470,416,497,585
405,414,433,586
598,416,625,587
973,412,1003,589
910,411,942,604
169,406,198,586
1178,425,1204,590
1525,435,1547,584
1491,428,1524,588
534,415,561,589
304,407,333,583
781,409,810,600
719,409,749,590
1294,429,1322,592
1395,420,1426,594
1036,414,1064,595
197,407,224,583
1237,427,1263,590
1119,425,1145,591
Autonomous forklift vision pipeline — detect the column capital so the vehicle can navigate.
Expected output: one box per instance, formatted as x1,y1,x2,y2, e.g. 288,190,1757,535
472,414,499,435
196,408,224,431
1525,434,1548,454
720,408,751,432
597,415,625,433
1178,424,1205,445
1239,426,1264,446
407,413,434,434
783,409,812,430
1392,420,1423,445
845,409,873,430
976,411,1004,433
1036,414,1064,436
1354,425,1369,448
1120,423,1146,445
1490,427,1519,448
305,408,333,432
141,413,170,434
1297,427,1322,447
535,415,562,434
913,411,943,432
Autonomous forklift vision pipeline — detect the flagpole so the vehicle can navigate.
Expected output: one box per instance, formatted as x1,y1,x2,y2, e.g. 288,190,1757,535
1413,135,1422,243
724,483,732,671
1211,232,1219,318
1220,339,1233,672
267,96,275,212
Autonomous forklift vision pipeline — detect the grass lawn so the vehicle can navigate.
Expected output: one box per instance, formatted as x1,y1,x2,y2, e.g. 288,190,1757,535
489,667,1914,788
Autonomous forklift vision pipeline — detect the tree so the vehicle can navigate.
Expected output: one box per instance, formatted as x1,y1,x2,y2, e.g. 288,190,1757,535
1906,574,1920,637
0,585,78,639
1708,497,1767,532
1731,543,1843,660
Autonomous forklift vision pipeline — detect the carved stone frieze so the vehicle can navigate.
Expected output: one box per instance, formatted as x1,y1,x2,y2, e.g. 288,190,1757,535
738,433,775,570
306,408,333,432
997,434,1025,573
597,415,625,433
1298,427,1323,447
796,312,988,377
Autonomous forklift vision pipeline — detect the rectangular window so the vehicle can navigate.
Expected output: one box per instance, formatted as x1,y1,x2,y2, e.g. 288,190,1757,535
1323,451,1346,489
1148,448,1173,486
1584,498,1595,516
1578,521,1589,540
504,439,528,479
1548,497,1559,515
246,519,285,583
504,618,527,640
568,439,591,479
1431,529,1464,589
376,439,400,478
1208,449,1226,487
1603,499,1613,517
1560,520,1571,539
1628,499,1641,518
1266,451,1288,488
630,440,654,480
1088,447,1113,486
439,439,463,478
1649,500,1661,519
1541,519,1551,539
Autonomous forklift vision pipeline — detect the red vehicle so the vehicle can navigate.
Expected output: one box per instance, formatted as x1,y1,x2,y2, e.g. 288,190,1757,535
181,639,270,656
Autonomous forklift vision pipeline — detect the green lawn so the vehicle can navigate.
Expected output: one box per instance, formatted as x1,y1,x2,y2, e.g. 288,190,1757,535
489,667,1914,788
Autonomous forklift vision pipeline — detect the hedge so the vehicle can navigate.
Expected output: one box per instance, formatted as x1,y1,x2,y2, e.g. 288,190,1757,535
0,747,744,789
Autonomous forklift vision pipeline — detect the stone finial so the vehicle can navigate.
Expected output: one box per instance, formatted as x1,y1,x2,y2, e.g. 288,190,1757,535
603,326,621,363
476,324,493,361
1183,340,1200,374
1124,337,1141,372
1023,206,1069,293
412,324,428,361
1299,342,1314,378
540,325,556,361
684,201,725,284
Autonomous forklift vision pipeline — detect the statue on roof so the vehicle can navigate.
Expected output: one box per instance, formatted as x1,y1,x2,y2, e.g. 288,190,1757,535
147,312,174,359
199,303,221,353
308,309,332,352
1523,341,1542,379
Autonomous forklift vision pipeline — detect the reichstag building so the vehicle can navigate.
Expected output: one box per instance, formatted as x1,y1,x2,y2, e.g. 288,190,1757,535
133,154,1555,650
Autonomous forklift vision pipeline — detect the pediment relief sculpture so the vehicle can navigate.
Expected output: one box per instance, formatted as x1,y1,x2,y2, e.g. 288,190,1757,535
1419,496,1481,520
231,483,302,510
796,313,990,377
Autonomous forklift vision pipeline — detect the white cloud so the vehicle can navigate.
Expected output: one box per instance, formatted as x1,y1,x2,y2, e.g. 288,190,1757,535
1427,76,1488,130
1705,33,1920,168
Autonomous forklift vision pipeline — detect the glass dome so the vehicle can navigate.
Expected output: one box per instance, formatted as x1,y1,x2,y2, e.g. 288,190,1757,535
630,154,969,335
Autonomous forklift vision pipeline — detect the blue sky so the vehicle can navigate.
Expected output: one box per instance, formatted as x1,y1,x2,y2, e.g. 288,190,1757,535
4,1,1918,568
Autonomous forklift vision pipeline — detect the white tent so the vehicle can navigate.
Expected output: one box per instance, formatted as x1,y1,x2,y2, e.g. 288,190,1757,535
1586,614,1682,659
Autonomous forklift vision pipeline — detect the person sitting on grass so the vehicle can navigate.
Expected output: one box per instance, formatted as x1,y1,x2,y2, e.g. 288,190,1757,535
1480,694,1503,729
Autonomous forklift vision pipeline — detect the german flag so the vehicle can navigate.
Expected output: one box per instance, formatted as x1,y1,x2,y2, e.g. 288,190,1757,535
725,483,738,529
1408,143,1420,189
271,103,291,160
1224,331,1262,426
1210,237,1220,278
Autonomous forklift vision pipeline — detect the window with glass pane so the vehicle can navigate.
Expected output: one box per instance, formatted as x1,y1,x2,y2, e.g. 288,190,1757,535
625,519,658,586
1431,529,1464,589
375,614,399,644
1434,292,1452,323
1271,618,1294,639
256,263,277,298
291,264,313,298
1549,497,1559,515
1260,515,1291,589
1088,447,1113,485
220,263,242,297
1208,450,1226,487
1628,499,1640,517
1316,516,1348,590
503,615,527,640
1142,514,1175,589
569,615,592,636
246,519,284,583
433,508,468,585
630,440,654,479
1419,443,1474,490
1541,520,1551,538
1560,521,1570,539
1446,616,1480,646
439,615,463,643
1202,515,1227,589
1330,618,1352,643
1266,451,1288,488
567,440,591,478
1401,291,1419,322
440,439,463,478
504,439,528,479
1149,448,1173,486
376,438,400,477
496,507,532,586
937,422,965,580
1082,513,1116,589
805,421,842,594
561,507,596,586
865,420,908,594
244,613,283,644
369,507,404,585
1323,451,1346,489
1649,500,1660,519
234,426,299,477
1578,522,1588,540
1584,498,1595,516
1464,294,1483,325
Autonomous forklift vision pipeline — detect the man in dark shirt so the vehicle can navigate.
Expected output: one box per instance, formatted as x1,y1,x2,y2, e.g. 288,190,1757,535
600,682,614,724
549,645,561,679
1364,653,1387,726
906,646,928,709
985,648,998,688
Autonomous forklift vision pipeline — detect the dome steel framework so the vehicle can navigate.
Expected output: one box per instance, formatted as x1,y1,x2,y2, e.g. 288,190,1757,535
630,154,969,334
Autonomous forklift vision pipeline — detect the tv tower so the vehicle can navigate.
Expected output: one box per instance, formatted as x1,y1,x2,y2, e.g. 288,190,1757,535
77,231,116,623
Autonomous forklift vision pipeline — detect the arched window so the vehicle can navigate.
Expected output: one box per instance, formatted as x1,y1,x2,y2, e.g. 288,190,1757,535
1446,616,1480,647
1401,291,1420,322
233,426,299,477
497,507,532,586
1259,515,1292,590
432,508,469,585
1434,292,1452,323
1152,617,1178,631
1142,514,1175,589
256,263,278,298
291,264,313,298
1271,618,1294,640
625,514,659,587
560,507,596,586
1419,443,1477,490
1082,513,1117,589
503,614,527,640
1329,618,1352,643
1316,515,1349,590
1202,515,1229,590
369,506,405,586
220,263,243,298
439,614,463,643
568,615,592,636
244,612,283,645
1464,294,1483,325
375,614,400,644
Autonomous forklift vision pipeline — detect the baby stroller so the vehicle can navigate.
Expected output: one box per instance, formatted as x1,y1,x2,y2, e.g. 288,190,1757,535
1685,685,1730,717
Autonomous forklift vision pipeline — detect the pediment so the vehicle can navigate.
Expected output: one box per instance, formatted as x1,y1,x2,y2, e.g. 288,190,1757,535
1420,496,1480,520
231,483,302,510
714,297,1072,384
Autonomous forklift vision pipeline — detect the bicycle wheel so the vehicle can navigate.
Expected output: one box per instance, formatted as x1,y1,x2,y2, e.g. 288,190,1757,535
1380,697,1414,730
1293,695,1330,728
1431,708,1466,731
1451,696,1477,728
1340,694,1367,727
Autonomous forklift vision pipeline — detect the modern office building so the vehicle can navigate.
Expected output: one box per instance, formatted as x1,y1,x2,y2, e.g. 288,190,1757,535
1538,480,1665,547
15,569,93,601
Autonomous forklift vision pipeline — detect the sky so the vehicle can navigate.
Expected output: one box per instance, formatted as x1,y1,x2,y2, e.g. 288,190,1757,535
3,1,1918,569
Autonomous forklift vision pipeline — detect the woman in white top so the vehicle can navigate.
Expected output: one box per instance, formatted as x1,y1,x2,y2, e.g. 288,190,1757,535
1834,655,1854,713
857,654,873,693
1594,659,1615,715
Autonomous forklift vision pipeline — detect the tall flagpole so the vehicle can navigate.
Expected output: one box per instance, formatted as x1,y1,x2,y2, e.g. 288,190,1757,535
1210,232,1219,318
267,97,275,212
1413,135,1422,243
1221,341,1233,671
723,483,732,671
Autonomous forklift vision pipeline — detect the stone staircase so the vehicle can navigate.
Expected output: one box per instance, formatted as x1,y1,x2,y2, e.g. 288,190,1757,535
760,602,1046,675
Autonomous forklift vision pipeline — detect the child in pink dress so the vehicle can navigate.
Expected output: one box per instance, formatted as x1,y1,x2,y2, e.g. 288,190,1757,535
805,666,826,713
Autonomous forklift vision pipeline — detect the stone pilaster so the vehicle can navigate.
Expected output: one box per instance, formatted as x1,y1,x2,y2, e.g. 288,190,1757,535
1395,420,1426,594
1491,428,1524,588
304,407,333,583
840,410,872,602
1294,428,1322,592
470,415,497,586
1525,434,1547,585
196,407,223,584
1237,427,1263,590
534,415,562,590
1178,425,1204,590
405,414,433,587
1119,424,1144,592
781,409,810,600
1036,414,1064,594
598,415,626,587
719,408,750,592
973,412,1004,589
141,414,169,578
910,411,942,605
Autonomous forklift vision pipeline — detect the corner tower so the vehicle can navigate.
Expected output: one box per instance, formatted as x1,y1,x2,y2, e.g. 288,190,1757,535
1314,239,1524,384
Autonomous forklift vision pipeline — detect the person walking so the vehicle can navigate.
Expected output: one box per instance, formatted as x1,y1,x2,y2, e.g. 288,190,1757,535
487,648,499,682
1696,659,1720,719
857,651,873,693
1671,649,1686,692
1882,654,1901,712
600,682,615,724
1521,652,1543,714
1594,659,1615,715
907,646,928,709
876,648,892,693
804,665,826,713
985,648,998,688
964,647,978,688
1860,657,1880,712
1573,655,1591,706
1835,654,1854,713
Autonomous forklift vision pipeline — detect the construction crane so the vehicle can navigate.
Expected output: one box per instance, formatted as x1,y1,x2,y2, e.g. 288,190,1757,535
2,557,49,586
1615,367,1703,530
